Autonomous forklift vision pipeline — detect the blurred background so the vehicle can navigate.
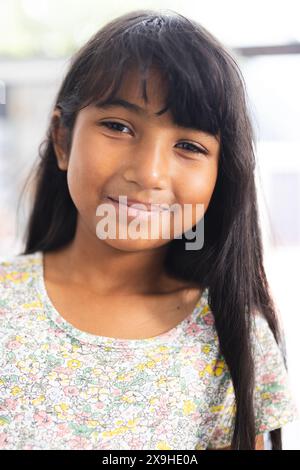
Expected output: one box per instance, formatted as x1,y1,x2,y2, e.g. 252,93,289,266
0,0,299,449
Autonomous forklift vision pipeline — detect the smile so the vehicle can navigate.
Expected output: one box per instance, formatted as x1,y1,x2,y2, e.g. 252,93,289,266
104,196,170,219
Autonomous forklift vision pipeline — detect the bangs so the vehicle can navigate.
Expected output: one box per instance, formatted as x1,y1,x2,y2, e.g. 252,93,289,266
74,12,228,137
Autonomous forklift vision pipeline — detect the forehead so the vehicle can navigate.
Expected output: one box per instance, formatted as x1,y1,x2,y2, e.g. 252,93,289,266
112,66,169,116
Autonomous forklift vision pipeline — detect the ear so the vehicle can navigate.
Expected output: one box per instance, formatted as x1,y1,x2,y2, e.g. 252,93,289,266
51,108,69,171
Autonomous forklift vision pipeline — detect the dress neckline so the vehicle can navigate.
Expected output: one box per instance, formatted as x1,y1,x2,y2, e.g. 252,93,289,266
33,250,209,350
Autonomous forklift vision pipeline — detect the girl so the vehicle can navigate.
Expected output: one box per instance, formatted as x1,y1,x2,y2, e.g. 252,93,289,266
0,9,298,450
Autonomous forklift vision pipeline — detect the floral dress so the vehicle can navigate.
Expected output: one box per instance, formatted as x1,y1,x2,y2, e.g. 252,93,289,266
0,251,298,449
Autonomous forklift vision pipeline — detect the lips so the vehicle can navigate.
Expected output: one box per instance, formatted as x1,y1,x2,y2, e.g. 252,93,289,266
107,196,169,212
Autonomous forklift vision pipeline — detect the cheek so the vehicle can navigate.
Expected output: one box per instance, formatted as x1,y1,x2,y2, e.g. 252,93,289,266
66,131,116,204
174,163,218,232
176,164,218,208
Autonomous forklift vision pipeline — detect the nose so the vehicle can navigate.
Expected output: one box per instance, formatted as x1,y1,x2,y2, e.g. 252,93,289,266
123,138,170,190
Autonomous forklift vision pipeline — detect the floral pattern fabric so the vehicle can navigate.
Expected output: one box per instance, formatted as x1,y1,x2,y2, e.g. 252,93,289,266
0,251,298,449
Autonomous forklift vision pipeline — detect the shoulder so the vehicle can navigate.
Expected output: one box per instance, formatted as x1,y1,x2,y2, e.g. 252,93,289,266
187,290,233,393
0,251,41,282
0,251,42,317
188,289,222,354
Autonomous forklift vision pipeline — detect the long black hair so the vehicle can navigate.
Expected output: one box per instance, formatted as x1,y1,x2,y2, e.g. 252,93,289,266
19,9,287,449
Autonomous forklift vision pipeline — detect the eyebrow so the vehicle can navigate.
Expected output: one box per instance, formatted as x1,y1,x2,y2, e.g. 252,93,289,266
94,97,220,142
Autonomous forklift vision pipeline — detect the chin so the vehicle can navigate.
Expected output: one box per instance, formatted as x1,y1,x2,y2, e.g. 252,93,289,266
101,236,170,252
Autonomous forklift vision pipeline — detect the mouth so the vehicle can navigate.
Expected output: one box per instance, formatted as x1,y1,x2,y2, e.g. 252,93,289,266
106,196,170,213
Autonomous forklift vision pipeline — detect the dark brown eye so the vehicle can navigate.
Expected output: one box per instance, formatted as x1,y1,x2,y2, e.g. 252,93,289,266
176,142,208,155
100,121,131,134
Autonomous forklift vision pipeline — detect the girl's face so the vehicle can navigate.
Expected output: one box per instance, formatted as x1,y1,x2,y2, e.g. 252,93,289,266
53,67,221,253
